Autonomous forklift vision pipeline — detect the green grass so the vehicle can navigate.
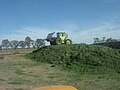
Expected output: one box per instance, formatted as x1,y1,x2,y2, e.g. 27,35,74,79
0,54,79,90
27,44,120,74
25,44,120,90
8,78,30,85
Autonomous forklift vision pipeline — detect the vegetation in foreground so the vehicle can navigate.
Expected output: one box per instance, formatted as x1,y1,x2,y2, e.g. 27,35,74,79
0,44,120,90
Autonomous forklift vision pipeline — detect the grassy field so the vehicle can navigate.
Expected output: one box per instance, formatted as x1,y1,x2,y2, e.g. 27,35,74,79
0,48,120,90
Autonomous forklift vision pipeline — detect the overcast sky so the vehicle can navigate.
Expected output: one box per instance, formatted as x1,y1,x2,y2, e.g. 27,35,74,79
0,0,120,44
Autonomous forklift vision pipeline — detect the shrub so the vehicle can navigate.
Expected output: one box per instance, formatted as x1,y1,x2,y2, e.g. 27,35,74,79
27,44,120,74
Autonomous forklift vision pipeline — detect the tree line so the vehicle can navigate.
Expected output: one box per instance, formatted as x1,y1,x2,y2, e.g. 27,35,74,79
0,36,45,50
0,36,119,50
93,37,120,44
93,37,120,49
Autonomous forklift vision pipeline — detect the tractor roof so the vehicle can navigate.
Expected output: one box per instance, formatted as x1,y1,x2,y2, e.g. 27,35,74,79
57,32,66,34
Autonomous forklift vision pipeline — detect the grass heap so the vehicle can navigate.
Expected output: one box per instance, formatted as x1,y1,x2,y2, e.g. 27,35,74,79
27,44,120,74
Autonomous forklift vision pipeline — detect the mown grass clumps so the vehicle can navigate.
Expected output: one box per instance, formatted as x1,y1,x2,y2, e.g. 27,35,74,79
27,44,120,74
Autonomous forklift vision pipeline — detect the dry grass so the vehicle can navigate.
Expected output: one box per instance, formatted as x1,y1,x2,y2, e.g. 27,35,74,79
0,50,71,90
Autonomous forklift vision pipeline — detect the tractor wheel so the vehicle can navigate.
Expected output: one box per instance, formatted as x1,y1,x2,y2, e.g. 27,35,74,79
55,38,62,45
50,41,55,45
65,39,72,44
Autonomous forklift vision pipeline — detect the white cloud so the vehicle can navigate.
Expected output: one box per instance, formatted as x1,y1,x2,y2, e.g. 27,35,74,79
74,22,120,44
0,27,52,42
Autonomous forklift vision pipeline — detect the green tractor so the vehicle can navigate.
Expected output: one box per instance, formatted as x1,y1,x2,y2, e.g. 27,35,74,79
46,32,72,45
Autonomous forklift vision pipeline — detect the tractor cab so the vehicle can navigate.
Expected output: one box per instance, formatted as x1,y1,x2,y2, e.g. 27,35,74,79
57,32,68,41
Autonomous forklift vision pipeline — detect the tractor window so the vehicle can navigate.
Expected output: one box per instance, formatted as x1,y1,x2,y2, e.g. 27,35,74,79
62,33,66,37
57,33,62,37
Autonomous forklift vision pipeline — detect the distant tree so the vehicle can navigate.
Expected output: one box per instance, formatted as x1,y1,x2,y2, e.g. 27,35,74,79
36,39,45,49
0,45,2,50
10,40,19,50
106,37,118,42
1,39,11,49
102,37,106,43
94,38,100,44
31,40,36,49
106,38,112,42
25,36,32,48
112,39,119,42
18,41,26,49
